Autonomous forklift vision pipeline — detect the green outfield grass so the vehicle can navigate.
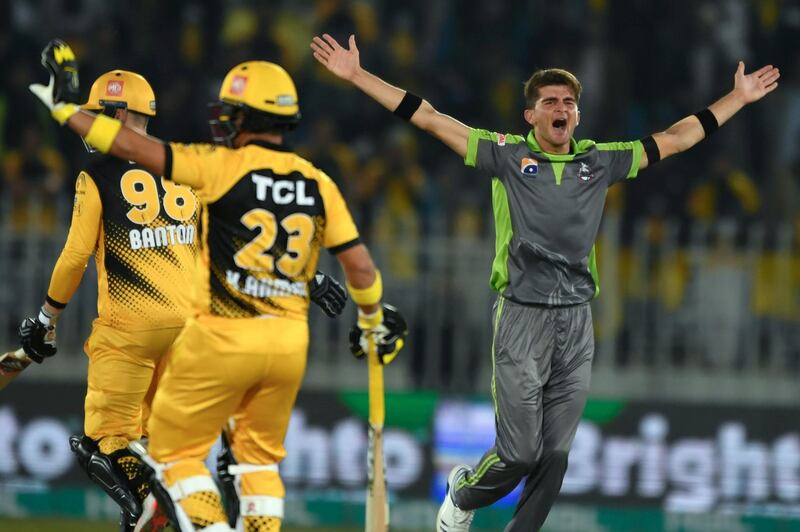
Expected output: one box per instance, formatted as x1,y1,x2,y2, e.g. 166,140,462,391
0,520,363,532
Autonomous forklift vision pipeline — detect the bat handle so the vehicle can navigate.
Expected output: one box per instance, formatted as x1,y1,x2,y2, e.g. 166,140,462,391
0,348,32,378
367,335,385,427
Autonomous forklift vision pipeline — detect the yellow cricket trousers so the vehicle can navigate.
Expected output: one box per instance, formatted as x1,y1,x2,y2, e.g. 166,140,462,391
84,322,179,441
147,314,309,529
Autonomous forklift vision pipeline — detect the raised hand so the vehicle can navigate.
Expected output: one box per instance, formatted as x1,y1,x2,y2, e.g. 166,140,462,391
29,38,81,124
41,39,81,104
735,62,780,104
310,34,361,81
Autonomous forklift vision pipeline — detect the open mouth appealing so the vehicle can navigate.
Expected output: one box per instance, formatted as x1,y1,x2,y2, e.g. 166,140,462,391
552,118,567,130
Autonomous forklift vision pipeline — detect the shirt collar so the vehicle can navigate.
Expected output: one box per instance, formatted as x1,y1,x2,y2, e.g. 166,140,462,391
526,130,578,155
244,139,292,152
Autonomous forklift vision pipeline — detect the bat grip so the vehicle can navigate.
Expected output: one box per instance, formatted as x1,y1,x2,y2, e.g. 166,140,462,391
367,335,385,427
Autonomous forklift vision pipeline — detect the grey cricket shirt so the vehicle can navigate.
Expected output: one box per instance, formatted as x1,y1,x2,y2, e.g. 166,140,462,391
466,129,643,306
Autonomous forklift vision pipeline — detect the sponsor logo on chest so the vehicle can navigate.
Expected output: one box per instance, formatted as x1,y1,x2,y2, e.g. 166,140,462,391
577,162,594,182
520,157,538,176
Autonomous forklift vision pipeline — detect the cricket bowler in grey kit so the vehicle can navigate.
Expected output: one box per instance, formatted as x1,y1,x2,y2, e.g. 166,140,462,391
311,33,780,531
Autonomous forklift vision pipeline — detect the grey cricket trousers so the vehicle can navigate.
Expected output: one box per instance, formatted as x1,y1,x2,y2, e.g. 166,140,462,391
452,296,594,531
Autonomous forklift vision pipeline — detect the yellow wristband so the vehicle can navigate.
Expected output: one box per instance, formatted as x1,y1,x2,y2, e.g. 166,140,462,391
51,103,79,125
347,270,382,306
84,114,123,153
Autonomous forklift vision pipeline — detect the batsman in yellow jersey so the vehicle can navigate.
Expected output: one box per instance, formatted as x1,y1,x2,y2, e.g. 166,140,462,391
28,40,407,532
18,68,194,532
21,52,349,532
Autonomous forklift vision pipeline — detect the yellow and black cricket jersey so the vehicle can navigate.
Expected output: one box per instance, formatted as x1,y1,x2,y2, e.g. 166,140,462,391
48,156,199,330
165,139,359,321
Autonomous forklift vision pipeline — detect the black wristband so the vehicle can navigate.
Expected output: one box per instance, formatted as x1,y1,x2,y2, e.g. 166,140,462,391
393,92,423,121
693,108,719,138
45,295,67,309
641,135,661,165
328,237,361,255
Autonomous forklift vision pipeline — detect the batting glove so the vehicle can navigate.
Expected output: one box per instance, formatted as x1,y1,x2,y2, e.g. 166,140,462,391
349,303,407,365
28,39,81,124
19,307,58,363
309,271,347,318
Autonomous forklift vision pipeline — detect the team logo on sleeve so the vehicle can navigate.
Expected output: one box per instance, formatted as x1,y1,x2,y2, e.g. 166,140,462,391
520,157,538,176
578,162,594,181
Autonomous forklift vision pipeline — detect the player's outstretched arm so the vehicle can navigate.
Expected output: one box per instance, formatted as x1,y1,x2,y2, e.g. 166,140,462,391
65,112,167,176
28,40,167,177
311,33,470,158
641,62,779,169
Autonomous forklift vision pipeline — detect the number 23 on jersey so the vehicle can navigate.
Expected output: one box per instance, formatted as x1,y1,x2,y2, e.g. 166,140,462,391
234,209,314,278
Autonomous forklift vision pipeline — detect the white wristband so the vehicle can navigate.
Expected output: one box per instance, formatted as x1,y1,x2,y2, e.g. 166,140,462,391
38,308,53,326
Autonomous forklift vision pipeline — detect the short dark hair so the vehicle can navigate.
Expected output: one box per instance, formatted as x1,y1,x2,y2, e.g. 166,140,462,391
523,69,582,108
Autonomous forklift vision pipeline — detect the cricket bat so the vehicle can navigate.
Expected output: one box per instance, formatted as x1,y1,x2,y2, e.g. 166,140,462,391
0,349,32,390
365,336,389,531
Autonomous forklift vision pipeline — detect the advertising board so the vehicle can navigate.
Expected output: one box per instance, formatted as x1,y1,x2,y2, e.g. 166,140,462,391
1,382,798,529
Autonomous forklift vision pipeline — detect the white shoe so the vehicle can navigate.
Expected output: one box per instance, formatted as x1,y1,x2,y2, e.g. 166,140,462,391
436,464,475,531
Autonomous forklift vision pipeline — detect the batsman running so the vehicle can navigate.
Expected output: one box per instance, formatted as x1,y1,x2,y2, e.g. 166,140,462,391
28,39,407,532
22,42,351,532
310,33,779,531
